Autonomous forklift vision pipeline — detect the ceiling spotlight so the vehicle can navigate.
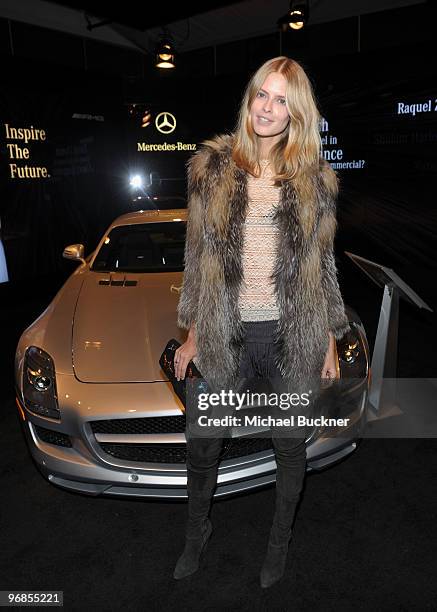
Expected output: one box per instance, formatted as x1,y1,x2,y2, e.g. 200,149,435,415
278,1,309,32
129,174,144,189
156,39,175,69
288,9,305,30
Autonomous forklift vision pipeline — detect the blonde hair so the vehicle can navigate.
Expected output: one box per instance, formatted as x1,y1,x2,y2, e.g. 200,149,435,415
232,56,323,187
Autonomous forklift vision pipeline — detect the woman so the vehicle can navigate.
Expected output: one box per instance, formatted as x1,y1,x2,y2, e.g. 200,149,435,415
172,56,350,588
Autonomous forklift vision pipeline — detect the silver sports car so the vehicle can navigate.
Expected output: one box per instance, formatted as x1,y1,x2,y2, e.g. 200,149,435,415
15,209,370,499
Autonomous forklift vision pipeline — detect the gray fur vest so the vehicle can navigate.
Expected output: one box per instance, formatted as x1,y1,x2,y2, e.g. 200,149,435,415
177,133,350,395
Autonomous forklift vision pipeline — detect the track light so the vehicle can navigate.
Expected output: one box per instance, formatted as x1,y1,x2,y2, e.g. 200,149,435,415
156,38,175,69
277,1,309,32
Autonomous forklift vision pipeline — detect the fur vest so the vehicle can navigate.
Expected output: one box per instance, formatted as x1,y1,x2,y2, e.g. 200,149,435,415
177,133,350,396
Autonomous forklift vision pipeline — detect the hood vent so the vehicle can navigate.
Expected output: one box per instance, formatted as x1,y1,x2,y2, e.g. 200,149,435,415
98,274,137,287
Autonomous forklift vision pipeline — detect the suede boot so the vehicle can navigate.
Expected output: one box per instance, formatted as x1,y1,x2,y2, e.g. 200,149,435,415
260,493,298,588
173,461,218,580
173,509,213,580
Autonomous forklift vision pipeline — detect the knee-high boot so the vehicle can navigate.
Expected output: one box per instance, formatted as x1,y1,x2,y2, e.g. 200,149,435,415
173,441,221,580
259,492,299,588
260,438,306,588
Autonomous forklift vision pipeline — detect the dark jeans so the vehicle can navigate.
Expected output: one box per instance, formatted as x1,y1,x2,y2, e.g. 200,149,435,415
185,320,307,502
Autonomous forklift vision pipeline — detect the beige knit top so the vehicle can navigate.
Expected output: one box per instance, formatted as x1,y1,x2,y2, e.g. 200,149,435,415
238,159,281,322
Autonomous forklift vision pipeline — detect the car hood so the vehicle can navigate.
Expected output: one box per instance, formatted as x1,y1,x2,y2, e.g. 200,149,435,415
72,271,186,383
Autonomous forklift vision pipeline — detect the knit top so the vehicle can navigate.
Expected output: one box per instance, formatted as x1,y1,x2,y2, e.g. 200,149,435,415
238,160,281,322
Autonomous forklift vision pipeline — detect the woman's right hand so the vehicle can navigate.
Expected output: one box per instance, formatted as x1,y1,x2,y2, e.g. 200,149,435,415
174,328,197,381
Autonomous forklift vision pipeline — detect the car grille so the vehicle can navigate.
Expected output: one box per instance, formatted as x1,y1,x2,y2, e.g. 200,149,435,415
98,436,274,464
34,424,72,447
90,415,186,435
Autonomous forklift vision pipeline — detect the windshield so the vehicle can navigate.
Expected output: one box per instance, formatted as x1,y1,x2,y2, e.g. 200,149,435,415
90,221,186,273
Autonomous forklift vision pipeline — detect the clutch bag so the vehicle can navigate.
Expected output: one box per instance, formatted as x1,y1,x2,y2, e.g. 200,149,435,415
159,338,203,407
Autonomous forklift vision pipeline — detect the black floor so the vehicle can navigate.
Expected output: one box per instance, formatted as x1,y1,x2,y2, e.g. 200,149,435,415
1,270,436,611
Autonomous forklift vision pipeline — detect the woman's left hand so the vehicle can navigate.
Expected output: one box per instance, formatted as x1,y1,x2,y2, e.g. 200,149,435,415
321,332,338,381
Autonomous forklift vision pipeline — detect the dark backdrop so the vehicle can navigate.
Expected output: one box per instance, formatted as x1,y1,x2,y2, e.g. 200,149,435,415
0,41,435,315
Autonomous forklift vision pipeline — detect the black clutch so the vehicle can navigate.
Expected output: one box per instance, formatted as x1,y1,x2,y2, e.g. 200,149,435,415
159,338,203,407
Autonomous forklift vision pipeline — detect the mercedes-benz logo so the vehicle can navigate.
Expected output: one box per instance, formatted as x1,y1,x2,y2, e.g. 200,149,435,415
155,112,176,134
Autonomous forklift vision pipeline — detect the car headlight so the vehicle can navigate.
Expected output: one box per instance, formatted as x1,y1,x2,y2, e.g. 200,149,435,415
340,339,360,364
337,324,368,380
23,346,60,419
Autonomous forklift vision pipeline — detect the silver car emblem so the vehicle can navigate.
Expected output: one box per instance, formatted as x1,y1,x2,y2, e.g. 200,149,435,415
155,112,176,134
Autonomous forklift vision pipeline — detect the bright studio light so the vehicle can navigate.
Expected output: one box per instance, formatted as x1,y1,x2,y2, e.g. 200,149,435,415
130,175,144,189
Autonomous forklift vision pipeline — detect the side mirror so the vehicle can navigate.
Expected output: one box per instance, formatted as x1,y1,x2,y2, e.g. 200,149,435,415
63,244,86,265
